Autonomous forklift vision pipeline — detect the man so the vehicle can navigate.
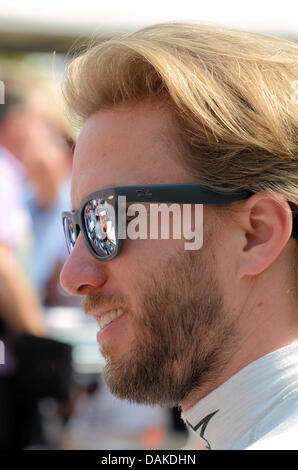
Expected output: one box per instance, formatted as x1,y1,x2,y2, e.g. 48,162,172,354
0,74,72,316
0,81,46,337
0,75,72,449
0,78,48,449
60,22,298,450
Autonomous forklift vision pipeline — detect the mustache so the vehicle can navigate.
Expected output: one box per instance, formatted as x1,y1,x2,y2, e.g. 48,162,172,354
81,292,128,314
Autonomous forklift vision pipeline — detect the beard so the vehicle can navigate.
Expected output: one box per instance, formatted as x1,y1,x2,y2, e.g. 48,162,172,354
94,245,238,408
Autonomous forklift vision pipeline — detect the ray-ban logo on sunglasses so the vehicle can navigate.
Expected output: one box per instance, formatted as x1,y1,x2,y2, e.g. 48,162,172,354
117,196,203,251
136,189,153,197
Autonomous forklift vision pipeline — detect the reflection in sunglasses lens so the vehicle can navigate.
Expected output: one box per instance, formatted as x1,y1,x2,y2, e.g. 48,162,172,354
64,216,76,252
84,199,116,257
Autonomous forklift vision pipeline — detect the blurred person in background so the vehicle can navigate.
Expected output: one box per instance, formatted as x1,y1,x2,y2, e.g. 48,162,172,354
21,75,76,306
0,79,46,338
60,22,298,450
0,69,72,450
0,77,47,450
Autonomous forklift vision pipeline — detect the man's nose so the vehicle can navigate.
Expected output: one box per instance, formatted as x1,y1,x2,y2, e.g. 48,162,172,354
60,234,108,296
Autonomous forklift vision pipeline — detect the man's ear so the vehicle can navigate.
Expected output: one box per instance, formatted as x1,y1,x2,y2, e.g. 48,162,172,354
236,193,293,279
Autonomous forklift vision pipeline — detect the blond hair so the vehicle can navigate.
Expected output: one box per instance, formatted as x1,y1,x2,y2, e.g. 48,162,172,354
64,22,298,220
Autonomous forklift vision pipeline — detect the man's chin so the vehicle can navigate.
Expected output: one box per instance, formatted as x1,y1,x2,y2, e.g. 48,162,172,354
101,351,153,405
100,346,182,407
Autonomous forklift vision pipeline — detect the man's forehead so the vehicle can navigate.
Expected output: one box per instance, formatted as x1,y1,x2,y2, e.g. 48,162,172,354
70,101,189,210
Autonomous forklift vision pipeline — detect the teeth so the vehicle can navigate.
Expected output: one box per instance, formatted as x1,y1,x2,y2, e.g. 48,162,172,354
97,308,124,330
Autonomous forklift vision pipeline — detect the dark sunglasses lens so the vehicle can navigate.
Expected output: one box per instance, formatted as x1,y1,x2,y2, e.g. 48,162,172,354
63,216,77,253
83,199,117,257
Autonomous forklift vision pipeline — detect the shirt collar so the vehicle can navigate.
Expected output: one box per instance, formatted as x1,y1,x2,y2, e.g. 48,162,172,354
181,342,298,450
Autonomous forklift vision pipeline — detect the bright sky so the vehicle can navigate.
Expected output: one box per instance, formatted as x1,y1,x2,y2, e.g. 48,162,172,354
0,0,297,37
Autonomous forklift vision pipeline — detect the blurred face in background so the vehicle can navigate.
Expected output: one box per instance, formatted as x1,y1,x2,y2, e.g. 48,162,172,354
3,103,71,208
60,99,238,407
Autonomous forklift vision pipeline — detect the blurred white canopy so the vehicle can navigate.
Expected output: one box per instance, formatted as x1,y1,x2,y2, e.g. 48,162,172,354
0,0,297,39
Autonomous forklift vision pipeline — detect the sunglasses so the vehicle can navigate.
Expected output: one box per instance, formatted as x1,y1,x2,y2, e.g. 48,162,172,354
62,184,297,261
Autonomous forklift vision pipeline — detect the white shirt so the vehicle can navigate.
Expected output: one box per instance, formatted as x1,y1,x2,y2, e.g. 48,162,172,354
181,342,298,450
0,145,33,272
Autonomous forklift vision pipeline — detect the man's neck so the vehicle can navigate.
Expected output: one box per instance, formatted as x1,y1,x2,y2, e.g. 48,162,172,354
181,341,298,450
182,254,298,412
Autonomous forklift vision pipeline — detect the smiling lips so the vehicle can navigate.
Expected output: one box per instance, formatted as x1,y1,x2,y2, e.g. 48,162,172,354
95,308,125,330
